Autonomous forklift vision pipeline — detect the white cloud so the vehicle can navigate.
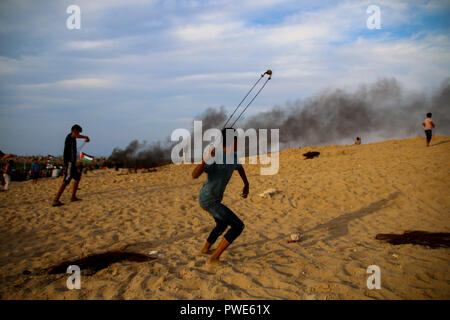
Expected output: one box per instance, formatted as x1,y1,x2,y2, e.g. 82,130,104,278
76,0,158,12
175,22,243,42
174,71,256,82
65,40,117,50
0,56,18,75
19,77,118,89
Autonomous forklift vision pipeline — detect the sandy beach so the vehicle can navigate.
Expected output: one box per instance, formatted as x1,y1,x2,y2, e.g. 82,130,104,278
0,135,449,300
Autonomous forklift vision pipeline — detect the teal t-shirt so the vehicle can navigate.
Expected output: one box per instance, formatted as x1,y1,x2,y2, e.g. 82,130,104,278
199,152,242,207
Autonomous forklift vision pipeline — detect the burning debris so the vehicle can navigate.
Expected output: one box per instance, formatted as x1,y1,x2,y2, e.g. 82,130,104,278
376,231,450,249
303,151,320,159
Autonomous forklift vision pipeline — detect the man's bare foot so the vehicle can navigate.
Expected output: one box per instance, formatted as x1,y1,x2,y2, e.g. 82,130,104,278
52,200,64,207
200,248,214,255
70,197,82,202
200,242,212,254
207,238,230,265
207,257,221,265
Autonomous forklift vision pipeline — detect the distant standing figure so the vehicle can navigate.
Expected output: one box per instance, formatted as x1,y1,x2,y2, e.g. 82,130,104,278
31,158,39,184
422,113,435,147
3,160,14,191
52,124,90,206
355,137,361,145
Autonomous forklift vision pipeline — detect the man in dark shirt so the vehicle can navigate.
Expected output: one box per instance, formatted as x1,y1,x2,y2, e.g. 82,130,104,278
52,124,90,206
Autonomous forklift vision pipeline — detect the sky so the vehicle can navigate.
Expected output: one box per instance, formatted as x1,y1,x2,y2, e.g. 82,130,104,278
0,0,449,156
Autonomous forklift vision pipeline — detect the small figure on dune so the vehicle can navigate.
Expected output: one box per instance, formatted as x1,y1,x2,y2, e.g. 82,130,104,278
355,137,361,145
52,124,90,206
422,112,435,147
192,128,249,265
303,151,320,159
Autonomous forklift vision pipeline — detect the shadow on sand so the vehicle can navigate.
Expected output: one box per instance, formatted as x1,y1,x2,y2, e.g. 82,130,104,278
298,192,400,246
236,192,400,261
431,140,450,147
47,251,156,276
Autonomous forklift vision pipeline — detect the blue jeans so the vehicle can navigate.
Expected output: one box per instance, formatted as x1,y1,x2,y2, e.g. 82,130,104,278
201,202,245,244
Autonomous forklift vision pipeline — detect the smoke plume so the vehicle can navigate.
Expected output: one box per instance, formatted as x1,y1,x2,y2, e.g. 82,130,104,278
109,78,450,167
109,139,173,168
242,77,450,147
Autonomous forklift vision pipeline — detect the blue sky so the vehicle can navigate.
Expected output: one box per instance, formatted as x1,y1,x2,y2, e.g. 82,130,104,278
0,0,449,156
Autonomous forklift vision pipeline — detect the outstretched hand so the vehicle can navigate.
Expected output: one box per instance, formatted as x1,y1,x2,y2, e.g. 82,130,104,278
241,184,249,198
203,145,215,162
84,136,90,143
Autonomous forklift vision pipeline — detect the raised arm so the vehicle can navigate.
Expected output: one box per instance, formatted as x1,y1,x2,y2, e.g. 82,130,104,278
73,133,90,142
192,160,206,179
192,146,215,179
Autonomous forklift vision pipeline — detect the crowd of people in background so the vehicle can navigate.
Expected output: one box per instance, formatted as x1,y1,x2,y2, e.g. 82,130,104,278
0,158,50,190
0,152,117,192
0,153,93,192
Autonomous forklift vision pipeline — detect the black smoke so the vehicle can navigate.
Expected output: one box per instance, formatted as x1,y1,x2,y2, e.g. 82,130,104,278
197,106,228,130
108,138,173,169
242,77,450,147
108,107,229,168
109,78,450,167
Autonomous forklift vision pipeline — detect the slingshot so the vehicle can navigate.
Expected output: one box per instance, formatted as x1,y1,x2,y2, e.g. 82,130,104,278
222,69,272,129
78,141,87,152
78,141,88,158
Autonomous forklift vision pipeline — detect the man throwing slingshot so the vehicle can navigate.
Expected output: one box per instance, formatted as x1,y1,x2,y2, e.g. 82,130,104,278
192,128,249,265
52,124,90,206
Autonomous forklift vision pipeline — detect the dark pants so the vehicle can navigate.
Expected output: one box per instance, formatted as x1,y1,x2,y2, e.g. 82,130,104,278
425,130,432,143
63,161,81,184
202,202,245,245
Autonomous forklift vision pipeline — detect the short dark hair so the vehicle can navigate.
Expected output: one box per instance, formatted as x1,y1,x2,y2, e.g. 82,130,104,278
426,112,432,118
221,128,236,148
71,124,82,132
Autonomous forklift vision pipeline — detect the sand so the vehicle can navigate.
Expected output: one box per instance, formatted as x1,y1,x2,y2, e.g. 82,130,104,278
0,135,449,300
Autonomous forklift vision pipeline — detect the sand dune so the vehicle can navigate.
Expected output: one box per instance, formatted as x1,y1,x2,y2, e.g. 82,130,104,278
0,136,449,299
